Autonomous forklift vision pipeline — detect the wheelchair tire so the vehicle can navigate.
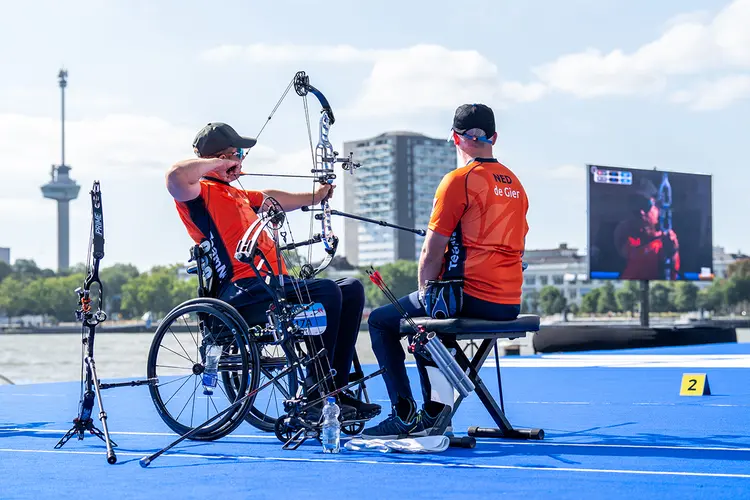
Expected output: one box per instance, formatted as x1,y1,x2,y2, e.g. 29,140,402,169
185,298,300,433
146,300,260,441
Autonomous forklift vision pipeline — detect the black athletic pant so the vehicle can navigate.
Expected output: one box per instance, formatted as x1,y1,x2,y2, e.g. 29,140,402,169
369,290,520,406
219,276,364,389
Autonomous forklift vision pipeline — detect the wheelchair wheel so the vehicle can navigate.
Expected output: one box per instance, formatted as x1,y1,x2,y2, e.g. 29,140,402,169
224,339,299,433
147,300,260,441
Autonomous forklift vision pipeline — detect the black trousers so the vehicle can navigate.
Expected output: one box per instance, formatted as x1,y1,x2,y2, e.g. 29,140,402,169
219,276,365,389
369,291,520,406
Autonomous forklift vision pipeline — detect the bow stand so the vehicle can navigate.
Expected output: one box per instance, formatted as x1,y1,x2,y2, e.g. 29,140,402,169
54,181,157,464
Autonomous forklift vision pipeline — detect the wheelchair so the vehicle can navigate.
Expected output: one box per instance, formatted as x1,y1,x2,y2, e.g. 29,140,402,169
145,239,377,444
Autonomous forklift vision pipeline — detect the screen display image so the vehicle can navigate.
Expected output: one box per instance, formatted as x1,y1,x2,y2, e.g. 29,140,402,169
587,165,713,282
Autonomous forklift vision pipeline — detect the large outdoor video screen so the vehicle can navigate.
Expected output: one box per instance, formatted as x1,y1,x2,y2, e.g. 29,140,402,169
587,164,713,281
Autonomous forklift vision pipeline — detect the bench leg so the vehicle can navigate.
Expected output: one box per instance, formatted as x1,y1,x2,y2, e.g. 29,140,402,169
453,339,544,441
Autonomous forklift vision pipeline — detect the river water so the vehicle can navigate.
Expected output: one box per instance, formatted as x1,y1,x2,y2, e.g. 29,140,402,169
0,332,385,385
1,329,747,386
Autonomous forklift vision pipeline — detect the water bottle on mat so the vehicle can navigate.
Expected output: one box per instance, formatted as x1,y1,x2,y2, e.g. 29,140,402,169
321,397,341,453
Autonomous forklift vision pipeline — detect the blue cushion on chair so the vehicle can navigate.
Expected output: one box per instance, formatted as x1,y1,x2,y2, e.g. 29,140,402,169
399,315,540,339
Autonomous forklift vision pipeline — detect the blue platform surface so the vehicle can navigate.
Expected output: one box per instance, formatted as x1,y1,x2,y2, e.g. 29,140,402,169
2,342,750,500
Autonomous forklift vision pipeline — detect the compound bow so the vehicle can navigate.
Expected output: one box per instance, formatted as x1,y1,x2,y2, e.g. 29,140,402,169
248,71,360,279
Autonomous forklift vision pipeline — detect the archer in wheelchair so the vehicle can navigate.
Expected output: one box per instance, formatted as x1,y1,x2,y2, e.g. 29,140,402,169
148,120,381,446
363,103,535,439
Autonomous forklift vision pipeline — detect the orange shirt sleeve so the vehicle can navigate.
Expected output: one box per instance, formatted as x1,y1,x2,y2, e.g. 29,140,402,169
428,171,467,237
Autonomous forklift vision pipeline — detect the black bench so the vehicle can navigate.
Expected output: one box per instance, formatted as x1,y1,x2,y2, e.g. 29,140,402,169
400,315,544,441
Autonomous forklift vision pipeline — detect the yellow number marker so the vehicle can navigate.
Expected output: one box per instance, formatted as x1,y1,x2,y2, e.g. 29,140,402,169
680,373,711,396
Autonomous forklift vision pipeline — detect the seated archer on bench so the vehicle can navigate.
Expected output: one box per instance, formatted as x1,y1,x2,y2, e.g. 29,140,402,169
363,103,531,439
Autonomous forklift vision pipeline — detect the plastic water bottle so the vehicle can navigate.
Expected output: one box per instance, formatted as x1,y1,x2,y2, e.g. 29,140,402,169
321,396,341,453
202,344,222,395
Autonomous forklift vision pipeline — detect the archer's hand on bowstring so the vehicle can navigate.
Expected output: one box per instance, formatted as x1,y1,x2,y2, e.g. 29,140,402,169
313,183,336,204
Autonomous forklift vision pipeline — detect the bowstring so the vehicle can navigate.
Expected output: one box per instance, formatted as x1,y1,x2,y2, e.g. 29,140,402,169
79,198,95,410
237,74,332,357
255,77,295,141
302,95,317,269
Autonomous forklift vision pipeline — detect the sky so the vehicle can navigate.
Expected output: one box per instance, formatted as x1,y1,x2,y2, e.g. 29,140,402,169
1,0,749,273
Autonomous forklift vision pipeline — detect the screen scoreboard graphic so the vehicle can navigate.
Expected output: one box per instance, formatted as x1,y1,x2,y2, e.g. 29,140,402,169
591,166,632,186
587,164,713,282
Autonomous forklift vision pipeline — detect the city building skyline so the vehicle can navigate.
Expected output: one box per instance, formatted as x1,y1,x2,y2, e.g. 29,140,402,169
342,131,457,266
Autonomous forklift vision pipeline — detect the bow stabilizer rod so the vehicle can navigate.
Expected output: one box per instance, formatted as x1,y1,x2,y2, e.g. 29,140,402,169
301,206,426,236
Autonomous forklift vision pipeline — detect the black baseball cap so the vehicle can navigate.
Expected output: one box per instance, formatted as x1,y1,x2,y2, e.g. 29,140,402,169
192,122,257,157
451,103,496,139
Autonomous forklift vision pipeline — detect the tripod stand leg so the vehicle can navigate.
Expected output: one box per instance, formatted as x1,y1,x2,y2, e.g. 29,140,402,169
54,425,81,449
87,356,118,464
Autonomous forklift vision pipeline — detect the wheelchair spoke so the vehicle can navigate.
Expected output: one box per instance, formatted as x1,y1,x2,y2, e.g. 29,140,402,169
165,328,195,364
191,376,198,427
155,364,193,371
176,378,199,421
156,374,192,388
158,343,193,364
147,299,260,441
181,315,199,352
162,373,195,408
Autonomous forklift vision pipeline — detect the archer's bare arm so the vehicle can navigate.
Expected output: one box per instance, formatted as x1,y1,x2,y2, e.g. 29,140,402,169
260,184,334,212
418,229,450,293
166,157,239,202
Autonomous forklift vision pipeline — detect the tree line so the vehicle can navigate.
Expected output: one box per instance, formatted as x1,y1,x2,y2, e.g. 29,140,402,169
0,259,196,324
1,257,749,324
523,259,750,317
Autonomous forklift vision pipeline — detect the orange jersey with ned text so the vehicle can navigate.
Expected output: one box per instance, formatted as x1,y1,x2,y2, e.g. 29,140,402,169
174,177,287,286
428,158,528,305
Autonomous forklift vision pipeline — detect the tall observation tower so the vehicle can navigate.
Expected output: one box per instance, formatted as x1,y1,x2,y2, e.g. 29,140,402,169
41,68,81,272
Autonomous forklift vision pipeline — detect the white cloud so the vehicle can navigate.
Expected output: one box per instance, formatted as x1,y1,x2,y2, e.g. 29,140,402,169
670,74,750,110
532,0,750,99
199,43,545,117
199,43,381,64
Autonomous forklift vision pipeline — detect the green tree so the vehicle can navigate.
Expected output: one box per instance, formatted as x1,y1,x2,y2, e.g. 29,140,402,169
726,259,750,280
649,282,672,312
100,263,140,315
172,275,198,306
121,266,186,318
12,259,54,281
521,289,540,314
672,281,699,312
539,286,566,315
698,279,728,313
361,260,418,309
580,288,601,314
596,282,619,314
22,273,86,322
616,281,639,316
0,276,35,320
0,260,12,283
726,276,750,310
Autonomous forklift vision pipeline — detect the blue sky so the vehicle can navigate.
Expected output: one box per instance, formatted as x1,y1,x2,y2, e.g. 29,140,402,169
1,0,749,272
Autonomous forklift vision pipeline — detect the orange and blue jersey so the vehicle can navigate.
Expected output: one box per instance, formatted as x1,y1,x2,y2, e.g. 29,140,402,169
428,158,529,305
174,177,287,287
